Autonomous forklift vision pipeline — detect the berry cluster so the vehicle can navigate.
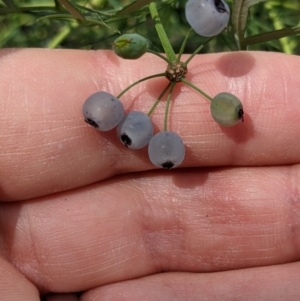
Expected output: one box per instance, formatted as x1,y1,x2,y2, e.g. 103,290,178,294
82,90,185,169
82,0,244,169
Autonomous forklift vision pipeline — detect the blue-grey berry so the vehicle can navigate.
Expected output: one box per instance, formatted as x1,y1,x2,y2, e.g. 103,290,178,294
185,0,230,37
148,131,185,169
82,91,124,131
117,111,154,149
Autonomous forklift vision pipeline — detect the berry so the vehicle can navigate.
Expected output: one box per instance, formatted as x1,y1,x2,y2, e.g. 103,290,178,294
82,91,124,131
210,92,244,126
113,33,148,60
148,131,185,169
185,0,230,37
117,111,154,149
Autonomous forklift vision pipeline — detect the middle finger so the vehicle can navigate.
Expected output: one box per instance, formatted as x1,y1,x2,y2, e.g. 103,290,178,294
1,165,299,292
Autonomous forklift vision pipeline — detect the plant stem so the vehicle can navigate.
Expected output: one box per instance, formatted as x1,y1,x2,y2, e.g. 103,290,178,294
147,82,171,116
177,28,193,62
184,36,214,66
181,78,213,101
148,2,176,63
147,49,169,63
164,82,176,131
117,73,165,99
47,25,72,48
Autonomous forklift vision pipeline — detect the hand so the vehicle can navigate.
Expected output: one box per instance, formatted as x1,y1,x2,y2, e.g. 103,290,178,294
0,49,300,301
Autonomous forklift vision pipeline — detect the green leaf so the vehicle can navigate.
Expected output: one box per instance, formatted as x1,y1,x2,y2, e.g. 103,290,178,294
54,0,64,12
244,26,300,46
37,14,78,22
232,0,267,49
115,0,153,16
2,0,16,8
56,0,85,20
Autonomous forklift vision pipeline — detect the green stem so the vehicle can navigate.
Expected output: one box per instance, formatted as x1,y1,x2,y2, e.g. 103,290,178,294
184,36,214,66
181,78,213,101
147,48,169,63
147,82,171,116
0,6,55,14
164,82,176,131
148,2,176,63
177,28,193,62
85,17,120,33
117,73,165,99
47,25,72,48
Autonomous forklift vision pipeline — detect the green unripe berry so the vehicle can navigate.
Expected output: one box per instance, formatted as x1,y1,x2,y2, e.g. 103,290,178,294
113,33,148,60
210,92,244,127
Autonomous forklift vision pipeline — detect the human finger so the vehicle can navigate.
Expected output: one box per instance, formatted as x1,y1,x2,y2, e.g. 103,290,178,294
1,50,300,200
0,256,39,301
1,165,299,292
82,262,300,301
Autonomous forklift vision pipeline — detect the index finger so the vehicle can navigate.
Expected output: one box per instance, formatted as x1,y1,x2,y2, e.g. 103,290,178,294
0,49,299,200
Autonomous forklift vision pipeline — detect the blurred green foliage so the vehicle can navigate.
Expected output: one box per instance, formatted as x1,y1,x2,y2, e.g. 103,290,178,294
0,0,299,54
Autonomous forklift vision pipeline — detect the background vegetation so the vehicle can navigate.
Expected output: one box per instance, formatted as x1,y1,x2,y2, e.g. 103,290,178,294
0,0,299,54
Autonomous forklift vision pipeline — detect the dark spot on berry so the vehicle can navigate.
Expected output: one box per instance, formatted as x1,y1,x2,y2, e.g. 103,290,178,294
214,0,228,13
238,108,244,122
121,133,131,147
162,161,174,169
84,118,98,128
111,98,115,101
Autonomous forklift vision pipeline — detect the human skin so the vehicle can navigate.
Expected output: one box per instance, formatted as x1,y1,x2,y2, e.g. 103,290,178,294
0,49,300,301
